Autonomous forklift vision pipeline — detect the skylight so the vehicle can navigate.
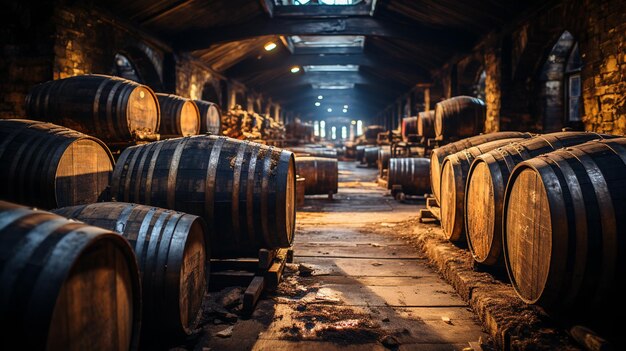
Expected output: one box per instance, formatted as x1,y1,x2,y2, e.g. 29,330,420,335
311,83,355,89
303,65,359,72
290,35,365,48
276,0,363,5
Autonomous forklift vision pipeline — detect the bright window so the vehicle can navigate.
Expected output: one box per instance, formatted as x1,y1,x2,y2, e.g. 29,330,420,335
320,120,326,138
341,126,347,139
331,126,337,140
356,120,363,136
314,121,320,136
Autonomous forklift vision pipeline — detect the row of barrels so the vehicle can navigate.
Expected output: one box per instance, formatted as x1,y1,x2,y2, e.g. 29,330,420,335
0,118,299,348
0,200,205,349
0,119,296,258
401,96,486,143
25,74,222,144
430,131,626,311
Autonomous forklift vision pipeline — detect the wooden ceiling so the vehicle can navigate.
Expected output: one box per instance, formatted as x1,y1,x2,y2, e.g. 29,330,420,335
94,0,545,120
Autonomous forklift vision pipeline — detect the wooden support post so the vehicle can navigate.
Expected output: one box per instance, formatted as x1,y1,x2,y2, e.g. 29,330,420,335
243,276,265,315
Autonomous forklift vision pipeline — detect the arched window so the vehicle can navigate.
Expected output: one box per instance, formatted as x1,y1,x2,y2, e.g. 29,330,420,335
112,47,164,92
114,53,141,82
536,31,582,132
473,70,486,102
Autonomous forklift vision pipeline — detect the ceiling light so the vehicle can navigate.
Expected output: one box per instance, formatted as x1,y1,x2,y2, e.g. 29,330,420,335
342,109,348,113
327,108,333,112
264,42,277,51
317,95,323,100
343,105,348,109
290,66,300,73
351,120,356,125
315,102,321,106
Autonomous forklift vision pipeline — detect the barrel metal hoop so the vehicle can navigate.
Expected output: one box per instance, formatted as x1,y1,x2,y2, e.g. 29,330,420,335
205,137,226,232
261,146,275,248
246,143,260,243
106,80,123,139
92,77,109,138
231,140,249,242
115,204,136,234
168,138,190,210
145,141,167,205
135,207,159,268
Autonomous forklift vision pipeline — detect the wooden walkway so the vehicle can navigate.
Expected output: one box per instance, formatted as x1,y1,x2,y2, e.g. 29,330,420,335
201,161,487,351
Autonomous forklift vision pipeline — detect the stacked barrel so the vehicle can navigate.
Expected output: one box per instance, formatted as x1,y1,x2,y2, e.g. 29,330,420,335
0,74,295,349
428,126,626,314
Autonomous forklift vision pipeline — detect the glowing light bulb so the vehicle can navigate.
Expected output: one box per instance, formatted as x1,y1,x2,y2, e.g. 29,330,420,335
264,42,277,51
290,66,300,73
327,108,333,112
315,102,321,106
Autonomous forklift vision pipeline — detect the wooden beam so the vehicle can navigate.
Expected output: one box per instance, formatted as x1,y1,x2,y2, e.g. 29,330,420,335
259,0,274,18
226,53,431,81
175,17,474,51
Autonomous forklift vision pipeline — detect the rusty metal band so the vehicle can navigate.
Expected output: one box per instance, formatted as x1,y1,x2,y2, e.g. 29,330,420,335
123,143,145,203
115,203,136,234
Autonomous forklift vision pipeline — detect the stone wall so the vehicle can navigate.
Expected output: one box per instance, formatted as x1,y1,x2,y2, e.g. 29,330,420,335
0,2,280,122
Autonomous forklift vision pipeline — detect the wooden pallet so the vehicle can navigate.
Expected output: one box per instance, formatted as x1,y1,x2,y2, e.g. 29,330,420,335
419,197,441,222
210,247,294,315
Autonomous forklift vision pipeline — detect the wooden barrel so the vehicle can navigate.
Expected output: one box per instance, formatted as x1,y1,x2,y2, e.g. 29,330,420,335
378,146,391,178
388,158,431,195
365,125,385,140
364,146,380,166
503,138,626,309
434,96,486,141
465,132,615,266
289,147,337,159
156,94,201,138
52,202,208,343
296,177,306,206
439,138,523,243
111,135,295,258
295,156,338,195
356,145,368,163
344,142,357,159
430,131,533,203
25,74,159,142
194,99,222,135
401,117,418,141
0,200,141,351
0,119,114,209
417,110,436,139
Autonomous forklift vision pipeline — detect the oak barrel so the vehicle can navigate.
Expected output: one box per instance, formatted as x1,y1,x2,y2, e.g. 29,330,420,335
503,138,626,309
378,146,391,178
465,132,615,266
417,110,436,139
111,135,295,258
0,119,114,209
388,158,431,195
434,96,486,141
0,200,141,351
296,177,306,206
439,138,523,243
401,117,418,141
25,74,159,142
295,156,338,195
356,145,369,163
364,146,380,166
156,94,201,138
53,202,208,342
193,99,222,135
289,146,337,159
430,131,532,203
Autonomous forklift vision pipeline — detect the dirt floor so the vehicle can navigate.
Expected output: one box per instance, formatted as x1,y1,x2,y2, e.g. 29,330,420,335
183,161,492,351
